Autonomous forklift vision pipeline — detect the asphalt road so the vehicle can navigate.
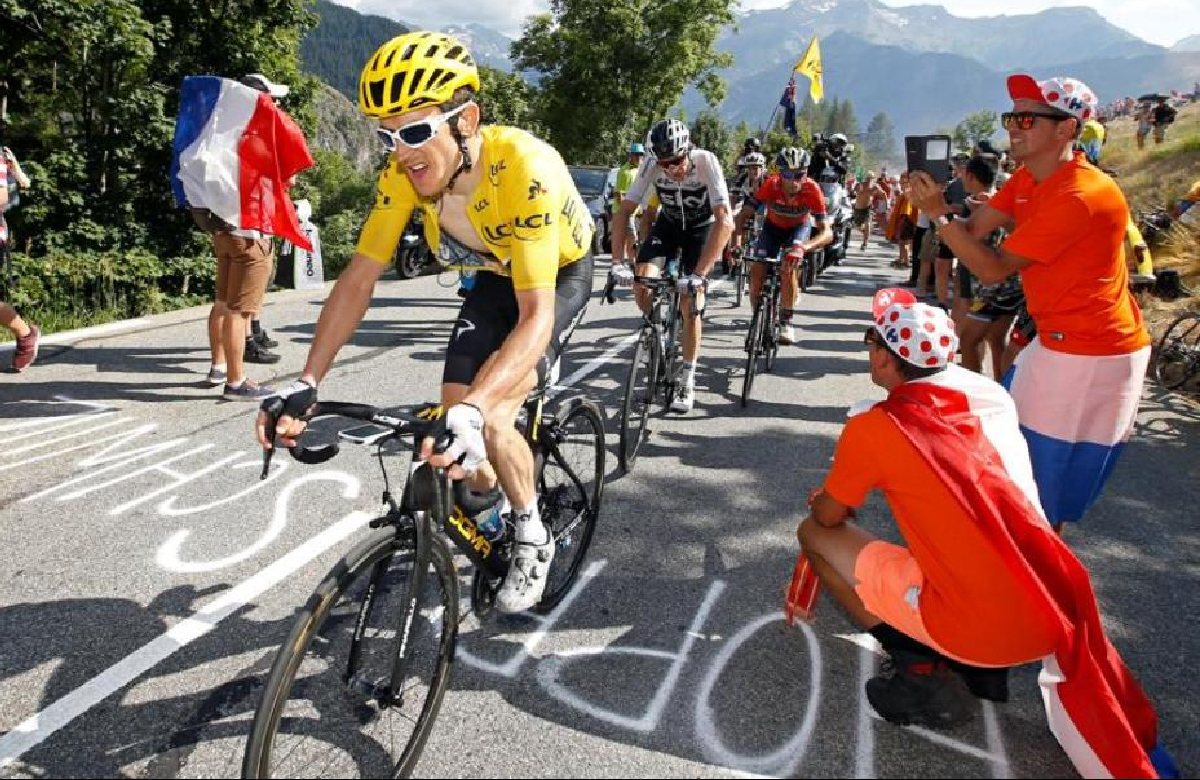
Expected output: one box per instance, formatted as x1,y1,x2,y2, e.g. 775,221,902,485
1,239,1196,778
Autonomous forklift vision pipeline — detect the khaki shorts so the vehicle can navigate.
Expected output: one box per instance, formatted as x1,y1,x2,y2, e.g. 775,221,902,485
214,233,273,313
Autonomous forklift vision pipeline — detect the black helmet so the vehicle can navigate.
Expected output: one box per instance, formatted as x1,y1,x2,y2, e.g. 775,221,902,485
649,119,691,160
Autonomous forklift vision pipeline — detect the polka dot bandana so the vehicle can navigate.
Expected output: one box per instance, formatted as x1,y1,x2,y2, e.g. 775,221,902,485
872,301,959,368
1007,74,1098,124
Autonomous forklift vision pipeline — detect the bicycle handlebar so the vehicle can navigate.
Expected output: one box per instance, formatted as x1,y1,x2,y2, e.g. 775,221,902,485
263,401,501,514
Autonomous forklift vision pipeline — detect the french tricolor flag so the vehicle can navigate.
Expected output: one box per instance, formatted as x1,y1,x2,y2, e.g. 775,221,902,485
880,367,1176,779
170,76,314,249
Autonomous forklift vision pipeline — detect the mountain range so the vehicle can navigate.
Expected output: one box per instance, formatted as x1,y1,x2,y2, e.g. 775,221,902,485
305,0,1200,143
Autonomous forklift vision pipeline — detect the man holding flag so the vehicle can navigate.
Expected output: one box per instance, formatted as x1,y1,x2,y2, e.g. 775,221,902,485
171,72,314,400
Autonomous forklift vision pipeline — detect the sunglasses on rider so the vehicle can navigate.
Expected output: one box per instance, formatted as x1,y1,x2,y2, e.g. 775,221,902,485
656,154,688,168
376,103,472,152
779,170,804,181
1001,110,1072,131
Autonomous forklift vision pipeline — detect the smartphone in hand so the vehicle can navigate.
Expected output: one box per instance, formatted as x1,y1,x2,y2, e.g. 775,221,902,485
904,135,952,185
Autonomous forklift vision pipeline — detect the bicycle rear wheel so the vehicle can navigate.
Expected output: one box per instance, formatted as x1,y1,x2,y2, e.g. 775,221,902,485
537,397,606,611
1154,312,1200,390
742,296,767,407
243,527,457,779
619,330,659,472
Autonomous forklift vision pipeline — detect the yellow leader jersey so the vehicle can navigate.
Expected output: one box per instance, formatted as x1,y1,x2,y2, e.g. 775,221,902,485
356,125,592,291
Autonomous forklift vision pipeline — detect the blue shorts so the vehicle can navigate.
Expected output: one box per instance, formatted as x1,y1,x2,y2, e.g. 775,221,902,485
754,220,813,259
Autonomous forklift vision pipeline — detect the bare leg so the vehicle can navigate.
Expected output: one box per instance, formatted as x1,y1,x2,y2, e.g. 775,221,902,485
223,310,252,385
797,517,882,629
681,292,703,364
209,302,227,365
935,259,952,307
985,315,1015,379
0,302,31,339
958,316,988,373
633,262,659,317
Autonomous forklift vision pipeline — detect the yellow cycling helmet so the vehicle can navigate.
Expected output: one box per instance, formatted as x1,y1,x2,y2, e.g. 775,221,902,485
359,31,481,118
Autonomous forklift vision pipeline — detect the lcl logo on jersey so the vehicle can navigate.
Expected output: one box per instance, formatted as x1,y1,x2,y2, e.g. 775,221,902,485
483,223,513,242
515,213,553,230
488,160,507,185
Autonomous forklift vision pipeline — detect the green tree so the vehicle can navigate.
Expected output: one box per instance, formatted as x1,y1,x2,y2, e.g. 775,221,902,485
690,109,734,171
511,0,737,164
864,111,897,163
953,110,999,152
479,65,540,131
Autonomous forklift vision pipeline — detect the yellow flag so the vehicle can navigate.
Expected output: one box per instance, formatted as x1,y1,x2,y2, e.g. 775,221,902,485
795,36,824,103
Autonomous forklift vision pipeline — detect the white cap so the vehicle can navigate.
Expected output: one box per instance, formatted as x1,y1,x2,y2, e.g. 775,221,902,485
241,73,289,99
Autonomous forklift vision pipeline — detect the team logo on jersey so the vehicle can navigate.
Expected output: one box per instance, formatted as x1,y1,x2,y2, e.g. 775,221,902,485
515,213,553,230
488,160,507,185
483,223,513,242
474,199,489,212
528,179,548,200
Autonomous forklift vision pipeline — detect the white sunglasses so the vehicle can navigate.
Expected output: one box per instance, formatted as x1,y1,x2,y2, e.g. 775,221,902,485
376,102,472,151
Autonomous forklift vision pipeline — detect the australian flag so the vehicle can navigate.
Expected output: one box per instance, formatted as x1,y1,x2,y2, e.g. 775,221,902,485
780,78,798,137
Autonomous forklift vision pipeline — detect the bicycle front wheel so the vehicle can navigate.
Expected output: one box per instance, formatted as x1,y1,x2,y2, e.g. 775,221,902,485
243,527,458,779
1154,312,1200,390
764,293,780,373
619,330,658,472
742,296,766,407
537,397,606,611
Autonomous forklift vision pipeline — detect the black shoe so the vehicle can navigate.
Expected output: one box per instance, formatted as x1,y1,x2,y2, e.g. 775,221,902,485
951,663,1010,703
253,328,278,349
866,650,974,729
243,339,281,364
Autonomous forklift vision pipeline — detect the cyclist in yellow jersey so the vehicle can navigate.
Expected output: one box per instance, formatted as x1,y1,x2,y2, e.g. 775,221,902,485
256,31,594,613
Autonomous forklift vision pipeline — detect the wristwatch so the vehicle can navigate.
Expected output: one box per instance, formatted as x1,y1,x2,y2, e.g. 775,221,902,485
934,213,953,229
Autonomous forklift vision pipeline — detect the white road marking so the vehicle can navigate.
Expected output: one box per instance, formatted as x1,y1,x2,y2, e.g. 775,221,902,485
0,512,372,768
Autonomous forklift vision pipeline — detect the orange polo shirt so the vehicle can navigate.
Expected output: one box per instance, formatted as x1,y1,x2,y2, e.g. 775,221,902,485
989,154,1149,356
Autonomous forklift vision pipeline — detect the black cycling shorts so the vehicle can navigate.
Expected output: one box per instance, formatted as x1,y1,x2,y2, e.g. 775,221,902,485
636,217,714,275
443,252,594,388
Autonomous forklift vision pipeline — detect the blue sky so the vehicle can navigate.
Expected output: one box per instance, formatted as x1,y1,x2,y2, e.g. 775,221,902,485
331,0,1199,47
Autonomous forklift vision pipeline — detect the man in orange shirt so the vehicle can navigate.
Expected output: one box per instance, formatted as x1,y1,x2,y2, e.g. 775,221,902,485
800,301,1056,728
797,297,1173,777
909,75,1151,532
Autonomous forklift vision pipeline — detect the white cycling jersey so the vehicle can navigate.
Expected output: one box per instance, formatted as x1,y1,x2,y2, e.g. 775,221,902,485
624,149,729,230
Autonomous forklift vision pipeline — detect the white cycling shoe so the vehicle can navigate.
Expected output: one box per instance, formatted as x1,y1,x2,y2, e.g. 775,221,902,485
670,381,696,413
496,533,555,613
778,324,797,345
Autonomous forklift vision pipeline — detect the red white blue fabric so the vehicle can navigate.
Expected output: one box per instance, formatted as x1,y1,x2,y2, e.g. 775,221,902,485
1003,337,1150,523
170,76,314,248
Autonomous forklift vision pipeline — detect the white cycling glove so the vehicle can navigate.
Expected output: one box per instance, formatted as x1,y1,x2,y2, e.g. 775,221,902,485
677,273,706,294
439,403,488,474
610,264,635,288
